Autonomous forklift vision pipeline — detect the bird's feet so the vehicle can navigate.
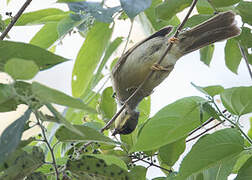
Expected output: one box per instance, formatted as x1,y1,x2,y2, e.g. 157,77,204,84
151,63,173,71
168,37,179,43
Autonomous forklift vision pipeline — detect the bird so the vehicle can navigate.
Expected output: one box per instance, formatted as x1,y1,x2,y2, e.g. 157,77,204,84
111,11,240,136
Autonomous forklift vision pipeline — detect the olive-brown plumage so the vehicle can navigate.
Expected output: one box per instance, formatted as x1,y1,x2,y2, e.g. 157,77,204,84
111,11,240,135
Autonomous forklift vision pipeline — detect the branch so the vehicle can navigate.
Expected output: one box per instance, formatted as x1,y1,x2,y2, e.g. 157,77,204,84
100,0,199,133
186,121,222,142
0,0,32,40
122,19,134,55
34,111,60,180
238,43,252,81
130,155,172,173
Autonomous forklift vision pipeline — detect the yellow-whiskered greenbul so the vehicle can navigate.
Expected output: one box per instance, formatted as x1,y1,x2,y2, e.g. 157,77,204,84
111,11,240,135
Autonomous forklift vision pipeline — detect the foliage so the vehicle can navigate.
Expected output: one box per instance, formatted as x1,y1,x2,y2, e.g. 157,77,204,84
0,0,252,179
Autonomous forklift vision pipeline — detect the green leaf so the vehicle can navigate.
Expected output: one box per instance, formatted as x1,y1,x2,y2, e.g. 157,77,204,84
191,82,211,96
0,109,32,165
0,81,35,112
236,156,252,180
4,8,64,26
99,87,117,122
32,82,96,113
55,125,117,145
4,58,39,80
26,172,47,180
57,14,85,37
196,0,214,14
120,0,151,19
220,86,252,116
66,155,129,179
142,0,180,32
247,118,252,145
0,83,15,105
177,128,244,180
0,146,44,180
0,40,68,71
138,96,151,124
185,14,213,28
91,154,128,171
202,153,238,180
30,23,58,49
236,27,252,48
65,92,101,125
129,166,147,180
72,22,113,97
132,96,209,152
233,150,252,173
68,2,120,23
201,102,221,121
236,0,252,25
202,85,225,97
225,38,242,74
156,0,192,21
158,138,186,167
191,83,224,97
199,44,214,66
0,15,5,32
211,0,240,8
90,37,123,89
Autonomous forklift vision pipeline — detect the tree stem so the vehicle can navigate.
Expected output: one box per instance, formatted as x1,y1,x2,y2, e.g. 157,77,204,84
34,110,60,180
238,43,252,82
0,0,32,40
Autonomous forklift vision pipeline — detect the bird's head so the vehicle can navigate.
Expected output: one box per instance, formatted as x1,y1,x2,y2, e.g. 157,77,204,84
112,108,139,136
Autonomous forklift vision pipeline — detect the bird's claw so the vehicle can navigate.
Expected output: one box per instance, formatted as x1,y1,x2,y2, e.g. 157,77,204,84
151,64,173,71
168,37,179,43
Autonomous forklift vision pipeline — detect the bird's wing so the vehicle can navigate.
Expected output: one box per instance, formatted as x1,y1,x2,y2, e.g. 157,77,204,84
112,26,173,76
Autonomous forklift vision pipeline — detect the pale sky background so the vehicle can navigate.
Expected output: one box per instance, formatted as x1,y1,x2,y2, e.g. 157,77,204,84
0,0,251,179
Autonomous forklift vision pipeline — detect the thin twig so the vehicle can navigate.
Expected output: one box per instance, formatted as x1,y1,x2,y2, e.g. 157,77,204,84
186,122,222,142
0,0,32,40
34,110,60,180
213,101,252,145
100,0,199,133
131,155,172,173
187,109,227,137
122,19,134,55
238,43,252,81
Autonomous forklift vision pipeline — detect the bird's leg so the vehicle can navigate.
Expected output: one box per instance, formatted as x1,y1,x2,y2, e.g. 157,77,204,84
126,87,153,97
151,64,174,71
168,37,179,43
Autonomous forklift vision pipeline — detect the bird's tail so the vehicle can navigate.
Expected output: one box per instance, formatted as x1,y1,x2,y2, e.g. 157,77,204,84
178,11,240,55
